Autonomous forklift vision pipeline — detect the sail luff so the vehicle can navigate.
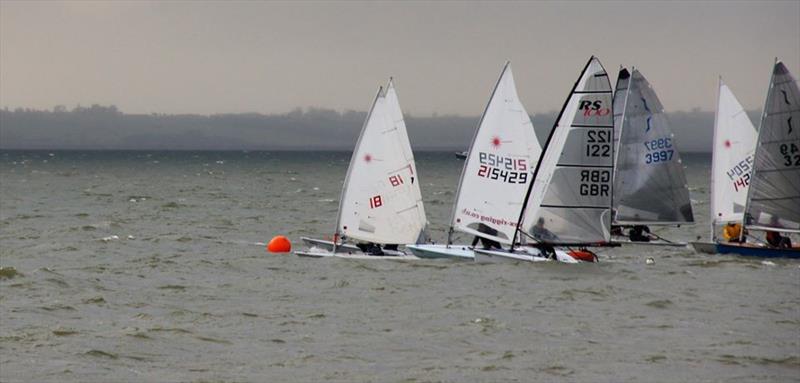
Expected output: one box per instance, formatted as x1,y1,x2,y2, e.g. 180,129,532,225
710,79,758,234
742,59,776,238
334,86,384,245
611,68,694,224
450,62,541,245
742,60,800,233
447,61,511,245
511,57,597,248
385,78,427,243
611,67,632,223
710,77,723,241
515,56,614,246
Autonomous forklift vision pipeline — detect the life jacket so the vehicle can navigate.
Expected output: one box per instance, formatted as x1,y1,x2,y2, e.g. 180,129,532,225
722,224,741,241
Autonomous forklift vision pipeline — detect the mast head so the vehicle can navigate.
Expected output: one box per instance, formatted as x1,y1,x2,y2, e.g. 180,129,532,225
773,60,789,75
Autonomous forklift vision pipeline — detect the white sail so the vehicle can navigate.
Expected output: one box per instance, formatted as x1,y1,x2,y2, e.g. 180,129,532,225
710,78,758,232
612,68,694,224
383,78,427,239
744,61,800,233
450,62,541,245
336,84,427,244
518,57,614,245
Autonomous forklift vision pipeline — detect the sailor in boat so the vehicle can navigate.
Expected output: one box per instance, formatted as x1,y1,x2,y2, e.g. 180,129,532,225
354,242,399,256
765,231,791,248
530,218,559,259
628,225,653,242
765,217,792,249
470,223,502,250
722,222,745,243
531,217,557,242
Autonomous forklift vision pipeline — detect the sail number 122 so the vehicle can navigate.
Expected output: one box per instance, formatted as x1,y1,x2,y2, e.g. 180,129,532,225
586,130,611,157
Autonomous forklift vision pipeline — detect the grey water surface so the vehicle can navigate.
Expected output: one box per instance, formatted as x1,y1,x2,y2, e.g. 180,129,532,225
0,151,797,382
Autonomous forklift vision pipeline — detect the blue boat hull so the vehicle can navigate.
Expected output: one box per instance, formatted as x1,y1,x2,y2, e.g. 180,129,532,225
715,243,800,258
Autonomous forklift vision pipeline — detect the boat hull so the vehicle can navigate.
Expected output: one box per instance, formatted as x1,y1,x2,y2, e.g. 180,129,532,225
691,241,800,258
300,237,360,253
689,241,718,254
473,247,583,263
405,244,475,260
294,249,417,260
474,248,550,263
714,243,800,258
612,237,688,247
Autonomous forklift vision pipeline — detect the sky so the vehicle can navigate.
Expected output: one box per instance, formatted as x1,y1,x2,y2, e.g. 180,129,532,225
1,0,798,116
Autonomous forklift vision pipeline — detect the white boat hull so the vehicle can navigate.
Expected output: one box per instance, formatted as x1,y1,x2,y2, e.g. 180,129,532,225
405,244,475,260
300,237,360,253
474,248,549,263
690,241,718,254
294,247,417,260
473,247,581,264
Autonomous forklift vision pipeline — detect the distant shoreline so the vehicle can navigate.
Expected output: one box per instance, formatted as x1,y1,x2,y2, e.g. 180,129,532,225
0,105,756,152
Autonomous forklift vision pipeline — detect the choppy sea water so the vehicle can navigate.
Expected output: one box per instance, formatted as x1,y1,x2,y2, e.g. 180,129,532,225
0,150,797,382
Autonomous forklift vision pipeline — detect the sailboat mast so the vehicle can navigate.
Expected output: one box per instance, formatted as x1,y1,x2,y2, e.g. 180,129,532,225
710,76,723,241
511,57,595,249
611,67,631,225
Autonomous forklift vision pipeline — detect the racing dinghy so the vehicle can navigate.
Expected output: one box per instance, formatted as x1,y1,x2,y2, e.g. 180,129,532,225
610,67,694,246
694,61,800,257
690,78,758,254
296,79,426,259
474,56,619,263
407,62,559,260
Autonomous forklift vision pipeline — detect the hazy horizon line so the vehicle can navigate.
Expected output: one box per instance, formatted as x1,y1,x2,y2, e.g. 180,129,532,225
0,103,724,118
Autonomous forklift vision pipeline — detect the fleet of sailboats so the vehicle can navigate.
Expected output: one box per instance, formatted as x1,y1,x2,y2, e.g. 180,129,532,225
297,58,799,261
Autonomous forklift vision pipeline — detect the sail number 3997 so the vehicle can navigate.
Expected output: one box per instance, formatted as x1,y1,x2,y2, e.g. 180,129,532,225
644,137,674,164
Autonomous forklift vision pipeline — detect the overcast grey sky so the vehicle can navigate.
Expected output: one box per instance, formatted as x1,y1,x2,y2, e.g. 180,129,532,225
1,0,798,116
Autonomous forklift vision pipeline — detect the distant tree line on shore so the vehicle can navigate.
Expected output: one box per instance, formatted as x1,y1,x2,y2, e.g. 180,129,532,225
0,104,758,152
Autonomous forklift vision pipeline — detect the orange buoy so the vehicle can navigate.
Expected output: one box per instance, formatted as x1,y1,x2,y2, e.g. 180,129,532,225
267,235,292,253
568,249,597,263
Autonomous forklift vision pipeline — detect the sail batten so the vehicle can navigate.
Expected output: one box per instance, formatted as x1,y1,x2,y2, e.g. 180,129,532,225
743,61,800,233
448,62,542,245
612,68,694,225
516,57,615,245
